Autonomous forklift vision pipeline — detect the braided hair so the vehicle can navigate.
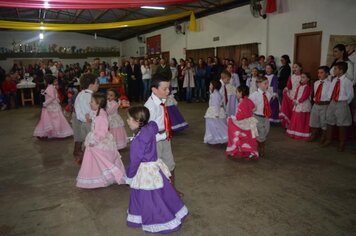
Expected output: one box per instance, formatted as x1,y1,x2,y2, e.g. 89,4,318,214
92,92,107,116
127,106,150,133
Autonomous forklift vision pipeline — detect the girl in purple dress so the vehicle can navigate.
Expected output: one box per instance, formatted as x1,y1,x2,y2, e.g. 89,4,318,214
125,106,188,234
166,93,189,133
265,64,280,124
204,80,228,144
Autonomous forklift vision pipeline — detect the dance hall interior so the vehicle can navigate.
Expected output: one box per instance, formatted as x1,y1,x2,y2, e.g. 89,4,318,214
0,0,356,235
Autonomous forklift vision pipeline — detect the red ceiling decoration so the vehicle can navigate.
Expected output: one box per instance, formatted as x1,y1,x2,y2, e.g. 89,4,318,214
0,0,197,9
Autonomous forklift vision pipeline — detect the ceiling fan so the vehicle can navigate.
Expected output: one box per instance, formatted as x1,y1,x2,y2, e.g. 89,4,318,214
250,0,267,19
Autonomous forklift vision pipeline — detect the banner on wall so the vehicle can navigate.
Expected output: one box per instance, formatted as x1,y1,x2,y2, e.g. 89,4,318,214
146,35,161,55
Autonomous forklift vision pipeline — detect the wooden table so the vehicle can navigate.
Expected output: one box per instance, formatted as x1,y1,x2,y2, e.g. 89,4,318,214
99,83,121,90
16,82,36,106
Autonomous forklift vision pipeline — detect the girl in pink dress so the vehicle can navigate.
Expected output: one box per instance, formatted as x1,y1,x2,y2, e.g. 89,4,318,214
286,73,312,140
279,63,302,128
106,88,128,150
226,85,259,159
76,93,126,189
33,75,73,138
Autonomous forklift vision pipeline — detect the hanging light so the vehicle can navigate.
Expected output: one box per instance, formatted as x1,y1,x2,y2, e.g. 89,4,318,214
141,6,165,10
44,1,50,9
39,32,44,40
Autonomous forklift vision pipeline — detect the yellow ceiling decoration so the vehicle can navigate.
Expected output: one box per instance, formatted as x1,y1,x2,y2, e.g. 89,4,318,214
0,11,195,31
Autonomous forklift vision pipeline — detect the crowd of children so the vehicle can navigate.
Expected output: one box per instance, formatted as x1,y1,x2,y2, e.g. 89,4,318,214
203,60,354,160
31,71,188,234
26,51,355,233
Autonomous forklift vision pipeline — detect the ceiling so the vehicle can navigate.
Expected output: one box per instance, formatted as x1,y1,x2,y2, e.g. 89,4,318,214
0,0,250,41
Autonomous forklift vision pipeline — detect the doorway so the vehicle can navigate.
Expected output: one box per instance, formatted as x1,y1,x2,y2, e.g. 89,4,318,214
294,31,322,79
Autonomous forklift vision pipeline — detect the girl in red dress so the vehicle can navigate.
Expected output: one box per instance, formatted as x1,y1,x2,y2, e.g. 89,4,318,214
226,85,259,159
286,73,312,139
279,63,302,128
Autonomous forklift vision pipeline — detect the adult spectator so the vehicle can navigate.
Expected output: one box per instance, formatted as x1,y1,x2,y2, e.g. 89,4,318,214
277,54,291,103
1,73,19,109
141,59,152,101
126,58,141,102
195,58,207,102
156,58,172,80
248,53,259,71
177,59,186,101
151,58,159,77
330,44,354,81
237,57,250,86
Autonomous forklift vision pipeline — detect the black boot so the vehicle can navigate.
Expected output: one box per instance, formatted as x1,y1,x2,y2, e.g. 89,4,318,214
319,129,327,145
307,128,319,142
337,127,347,152
258,141,265,158
73,142,83,165
320,125,333,147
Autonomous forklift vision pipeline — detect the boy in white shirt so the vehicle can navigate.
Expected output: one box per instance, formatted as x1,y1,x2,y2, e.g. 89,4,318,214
145,75,183,196
249,77,272,158
322,62,354,152
309,66,331,143
72,73,99,164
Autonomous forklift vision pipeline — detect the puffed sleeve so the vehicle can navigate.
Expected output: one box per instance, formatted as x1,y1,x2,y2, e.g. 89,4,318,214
286,76,292,90
298,84,312,103
126,140,145,181
126,122,158,182
43,85,56,107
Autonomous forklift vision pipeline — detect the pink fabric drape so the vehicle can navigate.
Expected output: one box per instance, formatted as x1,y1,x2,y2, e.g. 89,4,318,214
0,0,196,9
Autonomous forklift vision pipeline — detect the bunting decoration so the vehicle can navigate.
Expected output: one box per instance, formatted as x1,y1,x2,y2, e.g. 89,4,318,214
0,11,196,31
0,0,196,9
188,11,197,32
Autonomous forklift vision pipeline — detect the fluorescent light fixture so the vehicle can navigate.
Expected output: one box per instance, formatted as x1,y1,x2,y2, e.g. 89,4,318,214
141,6,165,10
39,33,44,40
44,1,49,9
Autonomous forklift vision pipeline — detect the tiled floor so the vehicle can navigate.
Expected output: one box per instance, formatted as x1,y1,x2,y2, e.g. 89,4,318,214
0,103,355,236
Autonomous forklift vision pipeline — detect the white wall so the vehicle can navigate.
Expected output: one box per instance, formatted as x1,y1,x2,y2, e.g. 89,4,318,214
267,0,356,66
0,31,120,71
1,0,355,71
122,0,356,66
